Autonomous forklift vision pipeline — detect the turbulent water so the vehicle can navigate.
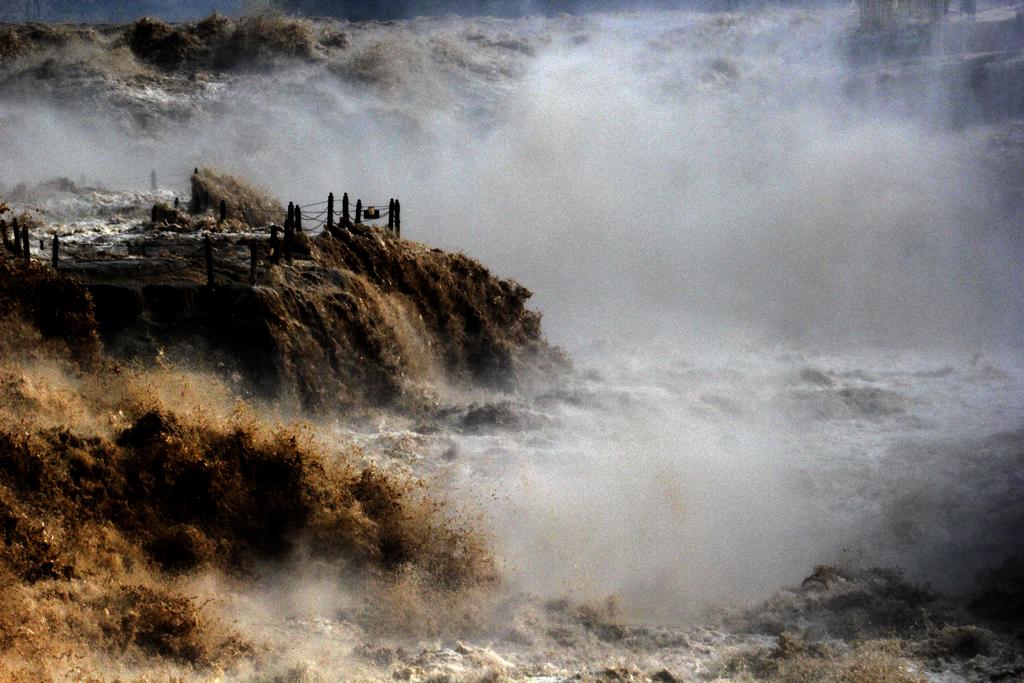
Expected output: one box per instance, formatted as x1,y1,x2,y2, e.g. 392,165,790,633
2,4,1024,680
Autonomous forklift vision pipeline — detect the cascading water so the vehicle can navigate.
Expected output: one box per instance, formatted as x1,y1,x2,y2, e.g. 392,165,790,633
1,4,1022,680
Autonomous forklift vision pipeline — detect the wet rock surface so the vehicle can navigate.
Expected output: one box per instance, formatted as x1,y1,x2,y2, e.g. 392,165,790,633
55,222,566,415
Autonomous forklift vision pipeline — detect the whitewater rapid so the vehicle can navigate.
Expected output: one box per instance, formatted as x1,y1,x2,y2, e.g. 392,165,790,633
4,3,1021,611
342,343,1024,619
4,3,1021,598
2,5,1023,678
217,340,1024,679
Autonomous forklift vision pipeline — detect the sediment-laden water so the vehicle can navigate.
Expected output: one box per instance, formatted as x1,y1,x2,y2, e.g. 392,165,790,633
1,5,1023,680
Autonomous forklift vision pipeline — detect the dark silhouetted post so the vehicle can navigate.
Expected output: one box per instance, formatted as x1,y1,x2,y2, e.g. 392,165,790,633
51,234,59,269
388,199,395,231
219,200,227,224
150,169,158,192
12,218,21,254
395,199,401,237
284,223,294,262
287,202,295,229
295,205,303,233
21,226,29,264
327,193,334,230
38,239,43,251
188,170,199,213
342,192,350,227
269,225,281,264
0,220,8,252
174,197,180,209
355,199,362,224
249,243,258,285
204,235,214,287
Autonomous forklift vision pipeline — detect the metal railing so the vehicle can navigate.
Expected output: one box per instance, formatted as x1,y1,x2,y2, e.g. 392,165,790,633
0,188,405,288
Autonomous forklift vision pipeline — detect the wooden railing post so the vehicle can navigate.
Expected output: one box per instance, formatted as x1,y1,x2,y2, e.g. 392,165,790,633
21,226,29,264
12,218,20,254
355,199,362,224
284,223,293,262
295,205,302,233
287,202,294,229
269,225,281,264
219,200,227,224
51,234,59,269
190,168,199,212
342,192,350,227
388,199,395,231
395,199,401,237
249,243,258,285
204,235,214,287
327,192,334,230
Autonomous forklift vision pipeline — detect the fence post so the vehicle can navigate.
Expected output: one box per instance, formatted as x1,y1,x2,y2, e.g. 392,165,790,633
287,202,294,229
51,234,59,269
388,199,394,231
150,169,158,192
219,200,227,224
355,199,362,224
284,224,294,262
249,243,258,285
174,197,180,209
342,192,350,227
204,235,214,287
295,205,302,233
22,226,29,264
269,225,281,264
12,218,20,254
327,193,334,230
395,199,401,237
188,169,198,212
0,220,7,252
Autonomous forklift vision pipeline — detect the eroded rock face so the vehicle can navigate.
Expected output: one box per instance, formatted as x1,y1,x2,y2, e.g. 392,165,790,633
0,213,502,677
79,224,566,414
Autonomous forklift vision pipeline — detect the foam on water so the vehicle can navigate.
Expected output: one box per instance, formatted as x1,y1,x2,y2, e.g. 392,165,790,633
1,5,1023,678
405,345,1024,617
2,3,1020,604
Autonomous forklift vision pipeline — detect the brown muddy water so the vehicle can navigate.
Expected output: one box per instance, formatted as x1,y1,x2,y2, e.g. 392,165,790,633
1,5,1023,681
